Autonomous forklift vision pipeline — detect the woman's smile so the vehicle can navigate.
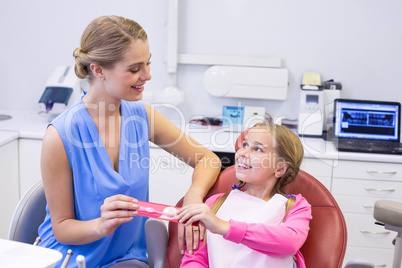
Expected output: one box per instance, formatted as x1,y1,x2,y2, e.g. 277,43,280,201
132,84,145,93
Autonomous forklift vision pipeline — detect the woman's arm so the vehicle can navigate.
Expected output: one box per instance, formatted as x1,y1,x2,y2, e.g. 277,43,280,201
41,126,138,245
145,104,220,201
145,104,221,253
223,195,312,256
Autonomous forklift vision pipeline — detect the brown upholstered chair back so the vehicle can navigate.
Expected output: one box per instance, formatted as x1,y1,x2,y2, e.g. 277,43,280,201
285,170,347,268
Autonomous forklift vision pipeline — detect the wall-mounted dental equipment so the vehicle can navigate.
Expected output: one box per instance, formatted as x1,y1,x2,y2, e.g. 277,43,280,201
156,0,185,105
204,65,288,100
38,66,83,115
161,0,288,103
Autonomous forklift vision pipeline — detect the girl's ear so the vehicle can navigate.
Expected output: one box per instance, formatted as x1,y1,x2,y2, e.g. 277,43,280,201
90,63,105,81
275,163,289,178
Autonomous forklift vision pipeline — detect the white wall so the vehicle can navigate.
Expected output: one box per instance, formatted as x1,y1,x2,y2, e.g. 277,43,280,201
1,0,401,122
0,0,168,113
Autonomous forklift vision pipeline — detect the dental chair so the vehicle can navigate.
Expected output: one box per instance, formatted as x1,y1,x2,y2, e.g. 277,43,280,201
8,181,46,244
8,180,86,268
145,130,348,268
343,200,402,268
373,200,402,268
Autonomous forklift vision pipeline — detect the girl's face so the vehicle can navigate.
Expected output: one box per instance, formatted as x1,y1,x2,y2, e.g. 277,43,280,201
102,39,152,102
235,127,285,188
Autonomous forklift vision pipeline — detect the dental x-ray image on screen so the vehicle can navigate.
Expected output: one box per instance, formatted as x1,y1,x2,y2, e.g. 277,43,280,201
333,99,402,154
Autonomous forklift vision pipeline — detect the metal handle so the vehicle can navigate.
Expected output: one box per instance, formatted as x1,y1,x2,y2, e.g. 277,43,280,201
365,187,395,192
366,170,397,175
61,249,73,268
33,236,41,246
360,230,391,235
362,205,374,208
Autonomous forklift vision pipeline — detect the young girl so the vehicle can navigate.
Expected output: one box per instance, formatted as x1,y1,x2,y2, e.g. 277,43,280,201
178,123,312,268
38,15,220,267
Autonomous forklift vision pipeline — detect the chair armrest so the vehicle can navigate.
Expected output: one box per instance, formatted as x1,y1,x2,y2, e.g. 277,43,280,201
145,219,168,268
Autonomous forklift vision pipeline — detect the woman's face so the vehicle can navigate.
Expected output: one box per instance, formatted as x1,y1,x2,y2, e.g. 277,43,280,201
235,127,284,188
102,39,152,102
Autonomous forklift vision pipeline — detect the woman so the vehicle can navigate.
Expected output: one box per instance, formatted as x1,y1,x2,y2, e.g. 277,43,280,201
178,123,312,267
38,15,220,267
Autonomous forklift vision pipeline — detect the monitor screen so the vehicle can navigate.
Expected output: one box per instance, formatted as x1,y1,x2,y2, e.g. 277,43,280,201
334,99,400,141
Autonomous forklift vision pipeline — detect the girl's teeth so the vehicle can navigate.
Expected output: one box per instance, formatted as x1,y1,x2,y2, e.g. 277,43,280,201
239,163,250,169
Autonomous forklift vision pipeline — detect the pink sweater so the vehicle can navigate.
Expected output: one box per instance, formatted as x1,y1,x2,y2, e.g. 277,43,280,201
180,193,312,268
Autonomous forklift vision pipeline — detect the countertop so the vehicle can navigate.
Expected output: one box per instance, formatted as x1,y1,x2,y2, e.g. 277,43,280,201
0,110,401,164
0,130,19,147
0,110,49,139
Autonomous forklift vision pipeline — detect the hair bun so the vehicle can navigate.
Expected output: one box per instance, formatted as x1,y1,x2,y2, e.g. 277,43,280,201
73,47,89,79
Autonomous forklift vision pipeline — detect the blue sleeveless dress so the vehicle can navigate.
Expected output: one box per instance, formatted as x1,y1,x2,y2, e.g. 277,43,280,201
38,93,150,268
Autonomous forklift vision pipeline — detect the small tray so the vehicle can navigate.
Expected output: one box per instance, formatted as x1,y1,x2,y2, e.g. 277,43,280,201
0,239,62,268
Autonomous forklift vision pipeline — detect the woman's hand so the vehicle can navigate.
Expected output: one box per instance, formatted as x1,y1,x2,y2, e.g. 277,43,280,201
178,203,231,237
97,194,139,237
177,222,204,255
177,194,205,255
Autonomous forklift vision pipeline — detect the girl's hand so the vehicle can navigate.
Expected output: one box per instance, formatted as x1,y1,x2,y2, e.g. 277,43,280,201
177,204,231,236
97,194,138,237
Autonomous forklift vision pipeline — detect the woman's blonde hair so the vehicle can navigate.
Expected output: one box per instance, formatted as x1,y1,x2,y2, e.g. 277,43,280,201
73,15,148,81
210,123,304,220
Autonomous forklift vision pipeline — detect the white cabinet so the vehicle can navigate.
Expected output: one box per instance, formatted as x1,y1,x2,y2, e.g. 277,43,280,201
18,139,43,198
332,160,401,267
0,140,19,239
300,157,333,191
149,147,194,206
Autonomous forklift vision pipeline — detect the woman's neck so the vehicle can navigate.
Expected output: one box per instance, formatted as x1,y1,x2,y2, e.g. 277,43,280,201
82,87,121,119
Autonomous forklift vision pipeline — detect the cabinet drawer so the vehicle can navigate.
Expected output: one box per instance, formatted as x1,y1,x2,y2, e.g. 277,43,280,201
301,158,333,177
334,195,402,214
0,140,19,239
333,160,402,181
344,213,395,249
343,246,393,268
332,178,402,198
19,139,43,197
